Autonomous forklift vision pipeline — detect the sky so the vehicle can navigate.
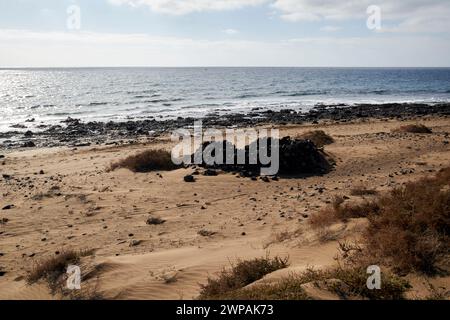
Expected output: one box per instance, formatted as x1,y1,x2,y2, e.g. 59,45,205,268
0,0,449,67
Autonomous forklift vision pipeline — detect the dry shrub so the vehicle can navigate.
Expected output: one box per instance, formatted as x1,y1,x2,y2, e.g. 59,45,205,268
203,266,409,300
27,249,93,291
309,196,379,229
199,256,289,300
310,168,450,274
392,124,432,134
299,130,335,148
363,168,450,275
109,149,179,172
350,186,378,196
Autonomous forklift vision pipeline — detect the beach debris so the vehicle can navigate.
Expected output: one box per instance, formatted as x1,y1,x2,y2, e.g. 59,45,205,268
2,205,14,210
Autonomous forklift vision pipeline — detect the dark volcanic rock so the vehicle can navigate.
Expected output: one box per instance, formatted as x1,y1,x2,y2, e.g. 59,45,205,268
22,141,36,148
190,137,332,178
1,102,449,150
24,130,33,137
184,175,196,183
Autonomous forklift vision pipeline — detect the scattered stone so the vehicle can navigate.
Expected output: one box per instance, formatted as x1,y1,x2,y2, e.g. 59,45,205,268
203,169,218,176
184,175,195,183
146,217,166,225
22,141,36,148
2,205,14,210
24,130,33,137
198,229,216,237
129,239,142,247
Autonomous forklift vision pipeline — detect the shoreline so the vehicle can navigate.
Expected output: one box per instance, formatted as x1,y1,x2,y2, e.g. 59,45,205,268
1,102,450,150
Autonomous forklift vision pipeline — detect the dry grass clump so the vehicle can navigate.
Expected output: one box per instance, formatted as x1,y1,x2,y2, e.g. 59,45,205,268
311,167,450,275
363,167,450,275
309,196,379,229
299,130,335,147
27,249,93,291
202,266,409,300
109,149,179,173
350,186,378,196
198,256,289,300
392,124,432,134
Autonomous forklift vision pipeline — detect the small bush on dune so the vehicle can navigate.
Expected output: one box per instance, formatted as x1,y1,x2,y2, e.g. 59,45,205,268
299,130,335,148
364,169,450,275
109,149,179,172
392,124,432,134
311,167,450,275
309,196,379,229
350,186,378,196
199,256,289,300
202,266,409,300
27,250,93,291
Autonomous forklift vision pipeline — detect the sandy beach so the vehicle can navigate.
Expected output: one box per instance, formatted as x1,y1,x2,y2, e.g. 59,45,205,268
1,113,449,300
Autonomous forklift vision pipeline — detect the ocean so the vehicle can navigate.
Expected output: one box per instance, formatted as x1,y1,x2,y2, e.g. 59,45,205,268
1,67,450,132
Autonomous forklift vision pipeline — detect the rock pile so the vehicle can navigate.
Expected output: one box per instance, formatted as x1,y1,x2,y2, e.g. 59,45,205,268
190,137,333,177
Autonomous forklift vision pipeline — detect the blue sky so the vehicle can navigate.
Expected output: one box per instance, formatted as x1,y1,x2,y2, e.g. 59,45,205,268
0,0,449,67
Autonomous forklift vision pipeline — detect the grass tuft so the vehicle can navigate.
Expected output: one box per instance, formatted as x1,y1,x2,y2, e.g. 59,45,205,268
199,256,289,300
27,249,93,292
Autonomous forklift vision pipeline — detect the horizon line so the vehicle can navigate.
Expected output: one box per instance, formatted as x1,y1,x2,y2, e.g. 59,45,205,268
2,66,450,69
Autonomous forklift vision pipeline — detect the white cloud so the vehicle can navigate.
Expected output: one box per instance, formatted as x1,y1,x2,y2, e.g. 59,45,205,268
320,26,341,32
272,0,450,33
223,28,239,35
108,0,268,15
1,29,449,67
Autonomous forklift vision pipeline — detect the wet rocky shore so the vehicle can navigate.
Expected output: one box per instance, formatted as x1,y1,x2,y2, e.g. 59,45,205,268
1,102,450,150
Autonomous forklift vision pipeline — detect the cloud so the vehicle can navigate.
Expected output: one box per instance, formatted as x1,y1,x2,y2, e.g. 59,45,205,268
320,26,341,32
108,0,268,15
272,0,450,33
1,29,449,67
106,0,450,34
223,28,239,35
